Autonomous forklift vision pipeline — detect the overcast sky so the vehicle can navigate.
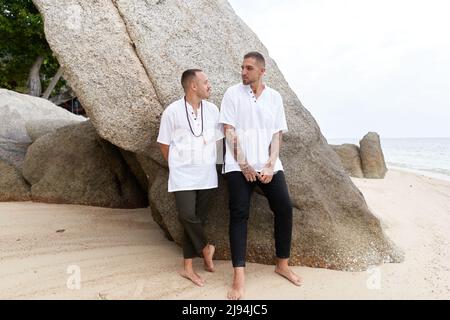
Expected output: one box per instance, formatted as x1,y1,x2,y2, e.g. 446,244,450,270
228,0,450,139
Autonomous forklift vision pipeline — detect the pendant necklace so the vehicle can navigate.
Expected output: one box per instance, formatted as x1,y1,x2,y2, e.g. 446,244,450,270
184,97,206,144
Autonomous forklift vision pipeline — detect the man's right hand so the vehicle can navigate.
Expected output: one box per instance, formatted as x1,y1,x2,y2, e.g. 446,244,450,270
239,162,261,182
158,143,169,162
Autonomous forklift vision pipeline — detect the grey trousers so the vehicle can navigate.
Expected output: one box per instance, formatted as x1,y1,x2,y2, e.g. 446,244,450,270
174,189,214,259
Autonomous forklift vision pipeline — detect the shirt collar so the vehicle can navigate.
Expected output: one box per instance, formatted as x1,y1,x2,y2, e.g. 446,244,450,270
242,83,268,99
183,98,202,112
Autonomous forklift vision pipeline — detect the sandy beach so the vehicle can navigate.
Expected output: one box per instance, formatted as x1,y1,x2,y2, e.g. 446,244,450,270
0,168,449,299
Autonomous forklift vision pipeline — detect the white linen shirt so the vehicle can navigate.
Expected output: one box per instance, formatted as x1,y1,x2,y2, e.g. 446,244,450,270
157,98,224,192
219,83,288,174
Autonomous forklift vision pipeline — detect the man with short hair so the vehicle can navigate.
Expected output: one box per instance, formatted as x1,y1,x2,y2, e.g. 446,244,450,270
157,69,223,287
220,52,302,300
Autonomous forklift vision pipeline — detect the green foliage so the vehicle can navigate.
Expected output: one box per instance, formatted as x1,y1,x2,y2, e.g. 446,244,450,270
0,0,64,95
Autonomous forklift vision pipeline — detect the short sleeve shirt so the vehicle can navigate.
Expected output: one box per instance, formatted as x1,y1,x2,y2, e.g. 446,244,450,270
157,98,224,192
219,83,288,173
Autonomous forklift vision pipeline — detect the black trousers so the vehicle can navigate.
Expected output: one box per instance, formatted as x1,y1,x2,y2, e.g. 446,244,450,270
225,171,293,267
174,189,214,259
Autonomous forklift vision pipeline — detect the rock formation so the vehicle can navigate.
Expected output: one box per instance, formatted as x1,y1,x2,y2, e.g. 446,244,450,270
22,121,147,208
360,132,388,179
330,144,364,178
0,160,31,201
0,88,85,170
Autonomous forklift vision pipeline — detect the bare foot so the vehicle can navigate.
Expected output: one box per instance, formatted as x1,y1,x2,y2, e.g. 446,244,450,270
227,284,245,300
179,270,205,287
203,244,215,272
275,267,303,286
227,269,245,300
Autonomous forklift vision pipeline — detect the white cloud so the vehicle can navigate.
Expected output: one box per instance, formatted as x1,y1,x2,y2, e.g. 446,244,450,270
228,0,450,138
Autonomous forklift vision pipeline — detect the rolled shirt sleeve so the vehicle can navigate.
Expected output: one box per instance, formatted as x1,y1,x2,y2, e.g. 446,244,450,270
211,104,225,141
219,88,236,127
156,110,173,145
216,122,225,141
274,94,288,134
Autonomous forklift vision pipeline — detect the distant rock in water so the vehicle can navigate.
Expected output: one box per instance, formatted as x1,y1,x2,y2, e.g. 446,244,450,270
360,132,388,179
32,0,403,270
330,132,388,179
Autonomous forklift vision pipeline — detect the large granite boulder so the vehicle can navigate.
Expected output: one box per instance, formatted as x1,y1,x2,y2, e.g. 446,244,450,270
330,144,364,178
31,0,163,153
0,160,31,201
360,132,388,179
0,89,85,170
22,121,147,208
34,0,403,270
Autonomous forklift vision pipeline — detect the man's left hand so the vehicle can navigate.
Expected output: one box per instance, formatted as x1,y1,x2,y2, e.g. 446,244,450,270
259,164,274,184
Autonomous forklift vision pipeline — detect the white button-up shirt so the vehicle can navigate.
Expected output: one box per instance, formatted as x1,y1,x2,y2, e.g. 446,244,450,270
157,98,224,192
219,83,288,174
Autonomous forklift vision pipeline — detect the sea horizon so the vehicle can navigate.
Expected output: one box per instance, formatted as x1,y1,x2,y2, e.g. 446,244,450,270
327,137,450,182
328,136,450,140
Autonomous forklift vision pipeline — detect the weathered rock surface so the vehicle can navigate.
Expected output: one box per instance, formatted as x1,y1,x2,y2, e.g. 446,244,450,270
31,0,163,153
360,132,388,179
0,88,85,170
0,159,31,201
22,121,147,208
331,144,364,178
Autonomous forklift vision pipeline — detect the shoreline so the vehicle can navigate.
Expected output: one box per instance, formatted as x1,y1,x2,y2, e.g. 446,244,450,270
0,168,449,299
387,165,450,183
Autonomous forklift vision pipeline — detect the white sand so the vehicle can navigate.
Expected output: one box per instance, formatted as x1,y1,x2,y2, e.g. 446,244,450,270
0,169,449,299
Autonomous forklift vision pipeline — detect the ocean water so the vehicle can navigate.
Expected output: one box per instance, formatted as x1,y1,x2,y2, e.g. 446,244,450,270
327,137,450,182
